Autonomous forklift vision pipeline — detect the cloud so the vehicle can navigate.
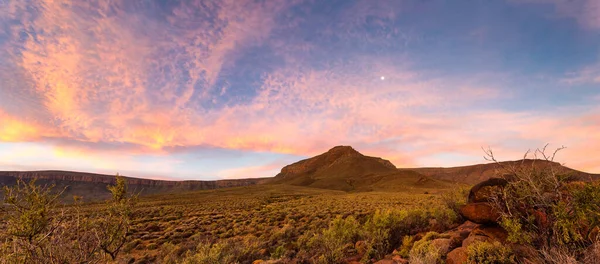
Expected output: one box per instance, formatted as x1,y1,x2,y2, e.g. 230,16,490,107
1,0,600,178
510,0,600,29
562,63,600,84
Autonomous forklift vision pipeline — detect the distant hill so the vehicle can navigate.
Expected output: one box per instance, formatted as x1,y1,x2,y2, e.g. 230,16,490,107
2,146,598,199
0,171,266,202
405,159,600,185
268,146,452,191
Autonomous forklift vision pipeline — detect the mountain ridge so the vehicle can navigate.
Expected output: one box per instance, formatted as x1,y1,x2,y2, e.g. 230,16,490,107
2,146,598,199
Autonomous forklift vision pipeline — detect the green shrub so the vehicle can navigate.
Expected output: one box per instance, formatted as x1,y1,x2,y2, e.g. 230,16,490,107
397,235,415,258
182,242,231,264
500,217,532,244
408,232,447,264
271,245,286,259
0,175,135,262
158,242,183,264
306,216,362,263
466,241,516,264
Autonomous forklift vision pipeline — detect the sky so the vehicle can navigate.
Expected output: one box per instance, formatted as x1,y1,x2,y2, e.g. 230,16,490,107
0,0,599,180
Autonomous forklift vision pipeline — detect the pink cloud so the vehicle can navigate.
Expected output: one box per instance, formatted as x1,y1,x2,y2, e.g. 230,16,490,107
1,0,600,177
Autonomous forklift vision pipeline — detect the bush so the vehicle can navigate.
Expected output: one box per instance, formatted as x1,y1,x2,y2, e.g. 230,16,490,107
362,209,430,260
484,145,600,262
466,241,516,264
408,232,447,264
441,185,470,217
181,235,263,264
305,216,362,263
0,175,135,263
397,235,415,258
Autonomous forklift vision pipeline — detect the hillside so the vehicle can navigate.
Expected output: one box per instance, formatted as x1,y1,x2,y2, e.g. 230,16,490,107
0,171,265,201
405,159,600,184
2,147,598,199
268,146,452,191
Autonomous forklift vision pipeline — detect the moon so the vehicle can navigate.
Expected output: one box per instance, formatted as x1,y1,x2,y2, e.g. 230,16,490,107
380,76,385,80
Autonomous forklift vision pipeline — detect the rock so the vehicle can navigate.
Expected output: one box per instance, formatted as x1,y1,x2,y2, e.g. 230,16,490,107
470,225,508,243
447,232,466,249
460,203,501,224
431,238,453,255
457,221,479,232
462,235,492,248
467,178,508,203
446,247,468,264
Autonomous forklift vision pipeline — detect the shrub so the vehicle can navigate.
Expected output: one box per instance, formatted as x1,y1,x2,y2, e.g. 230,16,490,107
466,241,516,264
397,235,415,258
408,232,447,264
441,185,470,217
305,216,362,263
484,145,600,262
0,175,135,263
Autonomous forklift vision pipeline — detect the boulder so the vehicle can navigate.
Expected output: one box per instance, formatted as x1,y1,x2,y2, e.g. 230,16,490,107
470,225,508,243
460,203,501,224
467,177,507,203
431,238,453,256
457,221,479,232
447,232,467,249
446,247,468,264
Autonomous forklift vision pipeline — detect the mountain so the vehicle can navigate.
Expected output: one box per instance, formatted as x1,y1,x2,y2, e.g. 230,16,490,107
405,159,600,184
2,146,598,199
0,171,265,202
268,146,452,191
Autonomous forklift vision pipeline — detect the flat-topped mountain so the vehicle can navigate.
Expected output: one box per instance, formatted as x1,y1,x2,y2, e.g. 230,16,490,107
0,170,265,201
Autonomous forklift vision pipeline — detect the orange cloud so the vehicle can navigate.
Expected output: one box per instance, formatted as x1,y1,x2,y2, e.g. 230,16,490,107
0,112,40,142
2,0,600,177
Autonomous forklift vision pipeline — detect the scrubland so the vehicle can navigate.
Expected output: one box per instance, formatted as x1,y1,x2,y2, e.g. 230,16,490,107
3,152,600,264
